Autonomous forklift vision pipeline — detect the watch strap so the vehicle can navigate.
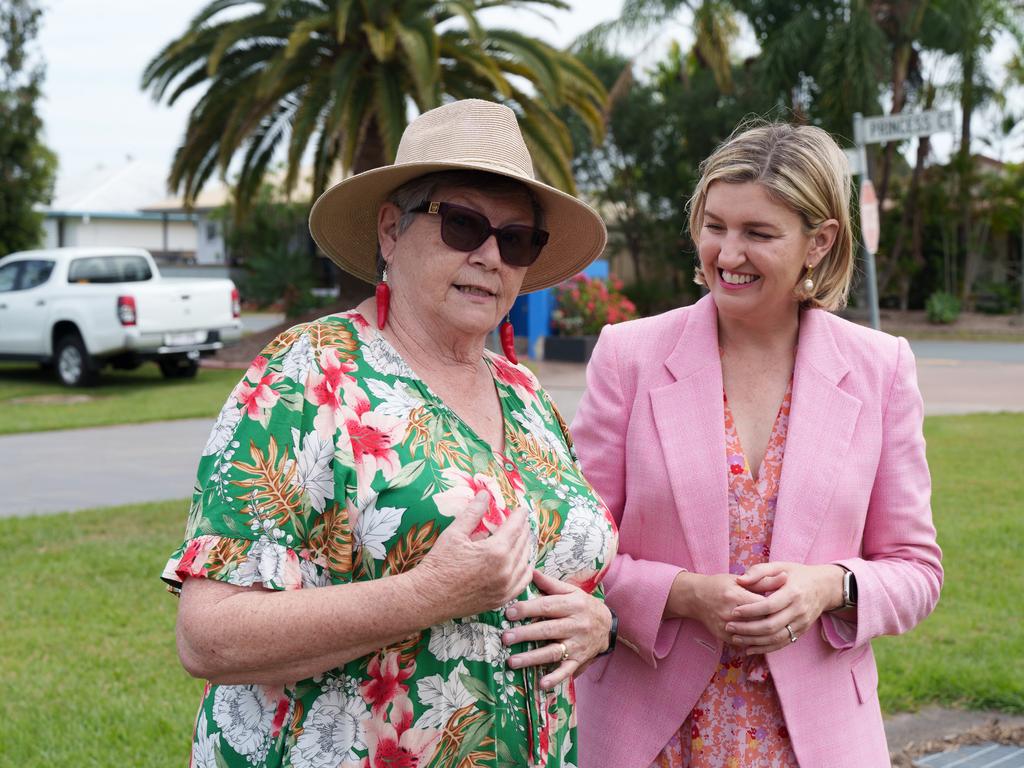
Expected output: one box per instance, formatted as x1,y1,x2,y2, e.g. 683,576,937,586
596,606,618,657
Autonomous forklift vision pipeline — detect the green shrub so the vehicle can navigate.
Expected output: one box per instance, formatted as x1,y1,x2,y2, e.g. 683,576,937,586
973,281,1020,315
926,291,961,324
217,184,317,318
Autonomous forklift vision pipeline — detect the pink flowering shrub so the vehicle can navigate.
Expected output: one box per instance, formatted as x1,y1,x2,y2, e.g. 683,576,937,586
551,274,638,336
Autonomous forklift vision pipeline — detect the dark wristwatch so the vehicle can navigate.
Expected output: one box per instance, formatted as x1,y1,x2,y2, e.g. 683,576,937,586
596,606,618,656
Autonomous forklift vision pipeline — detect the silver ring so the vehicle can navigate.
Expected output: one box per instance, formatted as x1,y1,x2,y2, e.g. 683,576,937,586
786,624,798,643
557,642,569,662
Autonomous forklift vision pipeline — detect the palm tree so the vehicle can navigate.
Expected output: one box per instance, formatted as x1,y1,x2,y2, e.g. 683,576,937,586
578,0,739,94
142,0,606,209
922,0,1022,303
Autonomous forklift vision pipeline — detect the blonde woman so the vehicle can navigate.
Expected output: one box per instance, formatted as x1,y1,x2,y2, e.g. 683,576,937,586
573,122,942,767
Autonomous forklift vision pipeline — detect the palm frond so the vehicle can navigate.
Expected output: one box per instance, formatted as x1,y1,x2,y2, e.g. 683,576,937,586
484,29,565,102
146,0,606,207
207,12,277,74
395,16,442,108
374,67,412,160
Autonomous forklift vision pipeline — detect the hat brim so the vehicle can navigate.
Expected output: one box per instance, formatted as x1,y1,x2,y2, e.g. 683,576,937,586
308,161,607,293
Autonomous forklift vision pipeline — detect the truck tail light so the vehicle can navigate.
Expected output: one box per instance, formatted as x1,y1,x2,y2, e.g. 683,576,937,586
231,287,241,319
117,295,137,326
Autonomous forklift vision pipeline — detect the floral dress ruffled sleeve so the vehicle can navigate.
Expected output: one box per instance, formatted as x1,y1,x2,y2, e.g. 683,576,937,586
162,319,355,596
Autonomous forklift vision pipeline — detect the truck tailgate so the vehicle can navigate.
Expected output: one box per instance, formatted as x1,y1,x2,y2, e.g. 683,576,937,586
129,279,236,335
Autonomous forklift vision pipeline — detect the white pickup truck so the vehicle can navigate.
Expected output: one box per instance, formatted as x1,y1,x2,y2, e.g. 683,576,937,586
0,247,243,386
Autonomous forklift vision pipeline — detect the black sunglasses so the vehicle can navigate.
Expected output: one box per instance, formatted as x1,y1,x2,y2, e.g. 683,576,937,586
410,201,549,267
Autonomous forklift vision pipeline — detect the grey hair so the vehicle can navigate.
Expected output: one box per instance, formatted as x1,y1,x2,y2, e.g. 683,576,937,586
376,170,544,278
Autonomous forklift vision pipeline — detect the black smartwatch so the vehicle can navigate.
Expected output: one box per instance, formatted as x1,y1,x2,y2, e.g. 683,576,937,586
597,606,618,656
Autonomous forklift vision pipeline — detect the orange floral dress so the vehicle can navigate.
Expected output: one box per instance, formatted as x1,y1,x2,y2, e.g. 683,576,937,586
651,382,799,768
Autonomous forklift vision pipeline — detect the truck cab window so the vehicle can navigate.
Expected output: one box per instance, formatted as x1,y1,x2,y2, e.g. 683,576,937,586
20,260,55,289
68,256,152,283
0,262,20,292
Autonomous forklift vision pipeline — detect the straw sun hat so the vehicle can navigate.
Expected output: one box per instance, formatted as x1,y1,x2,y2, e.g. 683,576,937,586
308,99,607,293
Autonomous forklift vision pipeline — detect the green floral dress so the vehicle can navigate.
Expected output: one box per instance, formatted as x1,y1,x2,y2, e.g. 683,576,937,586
161,311,618,768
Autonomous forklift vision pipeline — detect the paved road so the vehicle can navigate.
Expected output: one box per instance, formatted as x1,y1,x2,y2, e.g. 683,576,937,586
1,341,1021,518
0,419,209,518
909,340,1024,364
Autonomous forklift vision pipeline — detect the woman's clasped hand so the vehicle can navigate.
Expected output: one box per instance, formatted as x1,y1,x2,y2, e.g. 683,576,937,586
502,569,613,690
728,562,846,653
670,563,846,654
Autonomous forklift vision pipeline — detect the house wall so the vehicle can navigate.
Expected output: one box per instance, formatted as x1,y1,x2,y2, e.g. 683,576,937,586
42,216,197,255
195,213,227,265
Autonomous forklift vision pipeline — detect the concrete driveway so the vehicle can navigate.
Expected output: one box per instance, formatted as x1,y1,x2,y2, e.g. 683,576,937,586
1,340,1021,518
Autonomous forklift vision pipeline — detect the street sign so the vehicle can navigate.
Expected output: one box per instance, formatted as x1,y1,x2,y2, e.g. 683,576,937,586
849,109,954,331
856,109,955,145
860,180,880,255
843,148,863,176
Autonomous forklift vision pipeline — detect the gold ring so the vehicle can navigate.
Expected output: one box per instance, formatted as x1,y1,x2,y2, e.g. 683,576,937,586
786,624,798,643
557,642,569,662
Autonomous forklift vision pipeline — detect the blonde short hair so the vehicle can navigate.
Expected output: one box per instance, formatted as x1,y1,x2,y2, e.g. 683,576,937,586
687,120,855,311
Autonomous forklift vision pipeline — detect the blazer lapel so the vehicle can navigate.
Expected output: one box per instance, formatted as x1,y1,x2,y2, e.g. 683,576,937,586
772,310,862,564
650,296,729,576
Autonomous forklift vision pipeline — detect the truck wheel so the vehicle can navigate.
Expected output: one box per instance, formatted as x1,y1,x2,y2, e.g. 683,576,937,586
54,334,99,387
158,357,199,379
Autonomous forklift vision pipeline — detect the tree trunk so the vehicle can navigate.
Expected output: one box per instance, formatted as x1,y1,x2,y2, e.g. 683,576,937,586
352,113,387,175
958,53,976,305
879,135,930,294
331,113,387,298
877,42,912,207
879,83,934,297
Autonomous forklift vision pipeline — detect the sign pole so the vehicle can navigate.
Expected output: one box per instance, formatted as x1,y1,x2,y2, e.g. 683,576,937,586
853,112,881,331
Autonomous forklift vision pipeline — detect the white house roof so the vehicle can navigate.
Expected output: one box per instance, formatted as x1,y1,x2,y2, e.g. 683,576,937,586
49,159,174,213
141,166,348,214
142,183,231,213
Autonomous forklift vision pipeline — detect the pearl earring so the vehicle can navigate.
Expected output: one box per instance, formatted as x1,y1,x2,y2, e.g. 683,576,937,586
802,264,815,294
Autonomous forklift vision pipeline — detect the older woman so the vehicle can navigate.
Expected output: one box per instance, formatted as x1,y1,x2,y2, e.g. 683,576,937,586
572,122,942,767
162,99,618,768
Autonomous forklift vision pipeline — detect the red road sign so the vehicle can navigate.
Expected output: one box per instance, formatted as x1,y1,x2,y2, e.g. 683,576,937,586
860,180,880,255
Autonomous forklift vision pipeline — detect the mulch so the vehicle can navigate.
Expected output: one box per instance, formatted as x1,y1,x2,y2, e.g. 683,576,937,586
207,302,359,368
892,720,1024,766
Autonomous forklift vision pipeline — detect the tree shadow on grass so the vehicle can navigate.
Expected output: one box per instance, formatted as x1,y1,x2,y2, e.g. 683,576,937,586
0,362,199,395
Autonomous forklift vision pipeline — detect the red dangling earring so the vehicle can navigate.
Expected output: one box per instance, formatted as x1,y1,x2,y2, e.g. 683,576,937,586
500,314,518,364
375,267,390,330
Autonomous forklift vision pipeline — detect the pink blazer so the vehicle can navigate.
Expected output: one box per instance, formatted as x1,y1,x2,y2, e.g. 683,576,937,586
572,295,942,768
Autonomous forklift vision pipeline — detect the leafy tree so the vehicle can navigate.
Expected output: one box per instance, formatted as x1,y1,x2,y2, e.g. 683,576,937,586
217,181,318,318
0,0,56,255
568,42,771,313
922,0,1022,304
142,0,606,211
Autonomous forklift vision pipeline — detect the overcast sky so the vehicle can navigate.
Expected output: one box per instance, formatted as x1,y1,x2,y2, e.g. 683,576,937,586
36,0,626,188
35,0,1022,196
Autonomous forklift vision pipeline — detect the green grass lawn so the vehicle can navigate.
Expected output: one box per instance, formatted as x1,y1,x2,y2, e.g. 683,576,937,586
0,499,204,768
0,413,1020,766
874,412,1024,714
0,362,243,435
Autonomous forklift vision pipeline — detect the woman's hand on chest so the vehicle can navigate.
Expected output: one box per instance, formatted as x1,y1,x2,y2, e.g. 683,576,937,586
414,491,534,618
